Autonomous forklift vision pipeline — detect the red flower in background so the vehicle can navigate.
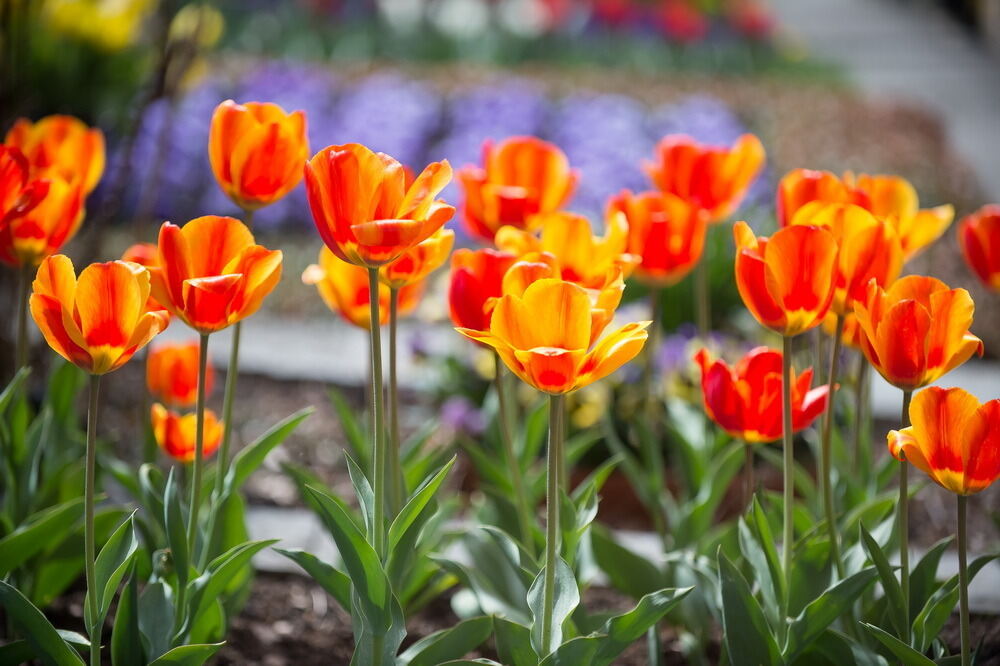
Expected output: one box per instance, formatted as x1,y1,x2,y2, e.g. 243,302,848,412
958,204,1000,291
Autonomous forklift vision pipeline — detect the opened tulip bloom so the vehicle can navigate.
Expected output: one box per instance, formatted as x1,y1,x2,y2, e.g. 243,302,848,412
147,341,214,408
0,174,83,268
458,136,577,242
30,255,169,374
5,114,105,194
448,247,518,332
0,145,49,227
305,143,454,267
152,403,223,463
645,133,765,223
380,228,454,289
776,169,863,227
849,173,953,260
694,347,828,443
208,99,309,211
121,242,170,318
150,215,282,334
958,204,1000,291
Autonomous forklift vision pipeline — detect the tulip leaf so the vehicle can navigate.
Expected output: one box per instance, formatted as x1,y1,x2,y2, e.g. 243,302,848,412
138,464,167,533
861,623,936,666
388,456,456,551
717,551,782,666
0,580,84,666
528,556,580,658
0,497,84,576
329,388,369,472
274,547,352,613
85,512,139,631
908,536,953,622
859,522,907,638
0,366,30,414
494,617,538,666
226,407,313,493
592,587,693,665
163,468,189,593
783,566,878,660
912,553,999,652
138,580,173,661
147,643,224,666
590,524,663,600
397,615,493,666
738,517,781,628
111,566,143,666
345,453,376,539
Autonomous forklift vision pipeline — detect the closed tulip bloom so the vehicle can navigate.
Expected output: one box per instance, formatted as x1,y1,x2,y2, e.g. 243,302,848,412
458,136,578,242
850,173,954,260
147,341,214,407
5,115,105,194
776,169,864,228
303,247,423,330
121,242,170,318
791,201,903,316
958,204,1000,291
694,346,828,443
645,134,765,223
208,100,309,211
888,387,1000,495
733,221,838,336
151,403,223,463
457,278,648,394
853,275,984,391
305,143,453,267
0,175,83,267
29,255,168,374
381,228,454,289
448,247,518,332
1,145,50,224
607,189,709,287
151,216,282,334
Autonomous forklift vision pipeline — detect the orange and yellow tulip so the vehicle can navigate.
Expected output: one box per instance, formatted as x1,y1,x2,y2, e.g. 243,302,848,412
776,169,864,228
448,248,518,332
457,136,577,242
853,275,984,391
694,346,828,443
791,202,903,316
733,221,838,337
151,403,223,463
958,204,1000,291
29,255,168,374
380,228,454,289
147,341,213,408
888,387,1000,495
645,133,765,223
303,247,423,330
305,143,453,267
607,189,709,287
150,215,282,334
5,115,105,194
208,100,309,211
849,173,954,260
121,242,170,318
457,278,648,394
0,174,83,267
1,145,49,225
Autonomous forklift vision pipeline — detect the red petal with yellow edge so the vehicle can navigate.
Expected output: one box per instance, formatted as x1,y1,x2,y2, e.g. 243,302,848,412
208,100,256,187
873,299,930,389
908,387,981,492
925,287,977,371
74,261,144,349
963,400,1000,494
182,274,243,333
576,321,649,389
762,224,837,334
515,347,582,394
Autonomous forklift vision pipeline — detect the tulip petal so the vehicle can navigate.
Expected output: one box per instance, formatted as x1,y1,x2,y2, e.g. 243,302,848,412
577,322,649,389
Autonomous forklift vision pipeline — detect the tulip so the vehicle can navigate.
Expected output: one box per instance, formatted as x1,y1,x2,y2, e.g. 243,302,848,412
0,175,84,268
607,189,709,287
208,100,309,212
888,386,1000,666
457,136,577,242
380,228,454,289
958,204,1000,291
776,169,864,228
5,114,105,194
152,403,223,463
147,341,214,408
121,242,171,319
850,173,954,260
448,248,518,332
1,145,49,225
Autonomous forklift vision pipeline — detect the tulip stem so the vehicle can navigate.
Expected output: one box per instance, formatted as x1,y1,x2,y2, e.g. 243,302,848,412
186,334,210,554
541,393,565,657
781,336,794,599
899,389,913,641
84,374,101,666
368,268,387,559
820,314,845,578
958,494,970,666
694,254,710,337
15,262,30,373
494,353,535,557
387,287,404,515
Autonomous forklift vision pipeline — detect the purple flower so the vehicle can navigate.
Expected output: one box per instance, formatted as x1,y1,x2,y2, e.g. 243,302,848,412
441,396,487,435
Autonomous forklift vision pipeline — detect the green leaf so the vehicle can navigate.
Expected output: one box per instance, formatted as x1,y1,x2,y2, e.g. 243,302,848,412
274,548,352,612
85,512,139,630
226,408,312,492
591,587,693,666
345,453,376,539
859,523,906,638
138,580,173,661
717,551,781,666
590,525,663,599
750,497,785,604
111,567,143,666
528,556,580,658
397,616,493,666
784,567,878,660
493,617,538,666
861,623,935,665
329,388,369,471
908,536,953,623
163,468,188,592
0,497,84,576
388,456,456,552
738,517,780,628
0,580,84,666
912,553,999,653
0,366,30,414
147,643,224,665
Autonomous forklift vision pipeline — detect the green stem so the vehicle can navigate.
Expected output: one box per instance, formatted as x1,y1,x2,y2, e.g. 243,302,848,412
15,262,30,373
958,494,970,666
494,353,535,557
84,374,101,666
820,314,845,577
694,254,710,337
387,287,403,515
540,393,565,657
899,389,913,641
186,334,210,553
368,268,387,558
781,335,794,598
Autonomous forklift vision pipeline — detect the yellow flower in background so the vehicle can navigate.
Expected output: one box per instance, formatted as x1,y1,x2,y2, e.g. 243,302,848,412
44,0,155,51
169,3,225,48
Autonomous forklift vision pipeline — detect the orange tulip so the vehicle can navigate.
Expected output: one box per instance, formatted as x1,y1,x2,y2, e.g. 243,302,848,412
303,247,423,330
494,211,637,290
208,100,309,211
776,169,864,228
448,247,518,332
0,174,84,267
607,189,709,287
853,275,984,391
849,173,954,260
457,278,648,394
958,204,1000,291
457,136,578,242
151,403,223,463
146,341,213,408
791,202,903,316
694,346,828,443
121,242,170,318
888,387,1000,495
5,115,105,194
150,216,282,334
645,133,765,223
733,221,838,337
380,228,454,289
1,145,49,225
29,255,169,374
305,143,453,267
